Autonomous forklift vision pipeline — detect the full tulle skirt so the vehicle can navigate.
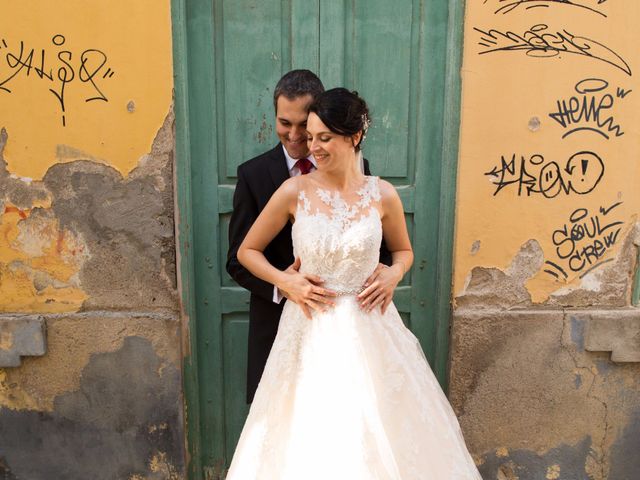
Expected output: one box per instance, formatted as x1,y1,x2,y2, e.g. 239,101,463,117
226,296,482,480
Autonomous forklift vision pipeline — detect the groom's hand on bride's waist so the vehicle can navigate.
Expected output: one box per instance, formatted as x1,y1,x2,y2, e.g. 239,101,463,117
276,257,337,320
358,263,403,314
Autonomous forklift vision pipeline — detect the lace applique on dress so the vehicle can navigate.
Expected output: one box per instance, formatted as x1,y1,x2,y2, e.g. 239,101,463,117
298,190,311,214
296,176,381,230
315,188,360,230
356,175,382,209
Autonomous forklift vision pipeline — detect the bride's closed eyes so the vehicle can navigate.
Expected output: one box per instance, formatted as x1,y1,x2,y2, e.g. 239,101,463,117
306,133,333,143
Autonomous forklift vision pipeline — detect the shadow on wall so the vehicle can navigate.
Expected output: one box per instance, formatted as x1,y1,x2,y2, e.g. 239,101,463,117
478,437,592,480
0,336,184,479
609,407,640,479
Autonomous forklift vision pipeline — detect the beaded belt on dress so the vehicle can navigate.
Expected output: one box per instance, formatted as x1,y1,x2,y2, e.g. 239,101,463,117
332,286,365,296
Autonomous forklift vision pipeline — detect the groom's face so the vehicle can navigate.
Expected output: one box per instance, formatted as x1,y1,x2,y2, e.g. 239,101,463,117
275,94,313,160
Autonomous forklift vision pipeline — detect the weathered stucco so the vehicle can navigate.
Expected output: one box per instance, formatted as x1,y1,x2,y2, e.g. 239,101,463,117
450,308,640,479
0,110,178,313
42,109,178,311
452,231,640,478
457,225,640,311
453,3,640,478
0,108,184,476
0,333,183,480
0,128,88,312
0,313,180,412
0,316,45,367
0,2,183,477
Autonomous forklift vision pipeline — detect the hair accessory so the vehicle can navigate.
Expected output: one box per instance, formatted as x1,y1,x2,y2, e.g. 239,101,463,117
360,112,371,145
361,112,371,132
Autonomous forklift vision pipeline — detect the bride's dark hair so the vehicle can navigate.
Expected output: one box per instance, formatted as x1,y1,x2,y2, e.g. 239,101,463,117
308,88,370,151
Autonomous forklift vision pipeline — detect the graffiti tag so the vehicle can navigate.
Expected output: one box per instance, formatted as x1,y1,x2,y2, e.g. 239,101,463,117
484,0,608,17
549,78,631,140
544,201,623,280
0,35,115,126
474,24,631,76
485,152,604,198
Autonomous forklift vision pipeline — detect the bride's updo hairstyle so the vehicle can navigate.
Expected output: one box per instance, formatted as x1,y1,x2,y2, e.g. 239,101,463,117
308,88,370,151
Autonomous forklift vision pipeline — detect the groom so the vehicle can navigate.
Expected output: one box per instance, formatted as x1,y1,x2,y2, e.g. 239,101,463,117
227,70,389,403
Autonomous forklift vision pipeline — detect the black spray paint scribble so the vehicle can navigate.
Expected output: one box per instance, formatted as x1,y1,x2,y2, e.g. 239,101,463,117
544,201,623,280
549,78,631,140
0,35,115,127
485,152,604,198
474,24,632,76
485,0,608,17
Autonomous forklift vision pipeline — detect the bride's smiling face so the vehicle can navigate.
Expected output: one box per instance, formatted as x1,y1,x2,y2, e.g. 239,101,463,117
306,112,359,170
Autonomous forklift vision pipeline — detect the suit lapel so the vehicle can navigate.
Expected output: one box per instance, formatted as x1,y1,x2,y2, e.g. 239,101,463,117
268,144,290,190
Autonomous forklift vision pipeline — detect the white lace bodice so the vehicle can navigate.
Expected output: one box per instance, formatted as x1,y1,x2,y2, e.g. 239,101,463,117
292,176,383,293
227,173,483,480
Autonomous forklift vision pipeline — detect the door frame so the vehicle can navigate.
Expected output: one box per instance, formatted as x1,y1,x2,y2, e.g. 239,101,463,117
171,0,466,478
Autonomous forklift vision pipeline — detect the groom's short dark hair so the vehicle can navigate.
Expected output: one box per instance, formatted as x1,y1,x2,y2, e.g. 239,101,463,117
273,70,324,112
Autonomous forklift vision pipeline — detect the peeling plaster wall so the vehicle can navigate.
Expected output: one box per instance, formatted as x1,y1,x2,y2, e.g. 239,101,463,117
453,3,640,479
0,2,184,478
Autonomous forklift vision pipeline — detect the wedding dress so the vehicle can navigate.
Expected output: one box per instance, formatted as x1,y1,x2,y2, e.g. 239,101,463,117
226,176,482,480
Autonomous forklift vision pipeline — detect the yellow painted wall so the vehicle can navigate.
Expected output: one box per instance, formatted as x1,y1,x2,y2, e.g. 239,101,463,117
0,0,173,180
0,0,173,313
455,2,640,302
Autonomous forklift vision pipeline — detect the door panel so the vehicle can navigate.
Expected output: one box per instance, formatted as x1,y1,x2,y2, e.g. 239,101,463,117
176,0,460,475
218,0,429,464
221,313,249,452
220,0,292,179
328,0,415,179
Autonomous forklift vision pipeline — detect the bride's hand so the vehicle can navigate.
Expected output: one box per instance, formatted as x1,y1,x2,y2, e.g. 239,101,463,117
278,257,337,319
357,263,403,314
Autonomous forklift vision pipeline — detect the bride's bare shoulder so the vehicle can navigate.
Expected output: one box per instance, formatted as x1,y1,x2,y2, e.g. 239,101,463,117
277,176,302,197
377,178,400,200
375,178,404,217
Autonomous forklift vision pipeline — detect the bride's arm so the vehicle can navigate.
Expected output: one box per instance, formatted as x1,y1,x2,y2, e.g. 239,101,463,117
238,178,336,318
357,180,413,313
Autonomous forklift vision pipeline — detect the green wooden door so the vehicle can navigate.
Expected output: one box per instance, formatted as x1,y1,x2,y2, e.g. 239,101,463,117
172,0,464,478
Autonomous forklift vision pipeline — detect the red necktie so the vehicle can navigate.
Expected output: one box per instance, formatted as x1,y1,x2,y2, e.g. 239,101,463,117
295,158,313,175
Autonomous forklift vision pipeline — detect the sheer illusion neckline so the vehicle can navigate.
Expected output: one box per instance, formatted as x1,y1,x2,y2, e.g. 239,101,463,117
309,174,370,196
295,175,381,231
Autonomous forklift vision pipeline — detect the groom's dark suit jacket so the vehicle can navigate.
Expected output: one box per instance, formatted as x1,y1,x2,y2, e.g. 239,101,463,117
227,143,390,403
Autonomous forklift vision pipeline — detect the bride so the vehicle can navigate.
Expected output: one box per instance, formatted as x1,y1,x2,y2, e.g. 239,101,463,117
227,88,482,479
